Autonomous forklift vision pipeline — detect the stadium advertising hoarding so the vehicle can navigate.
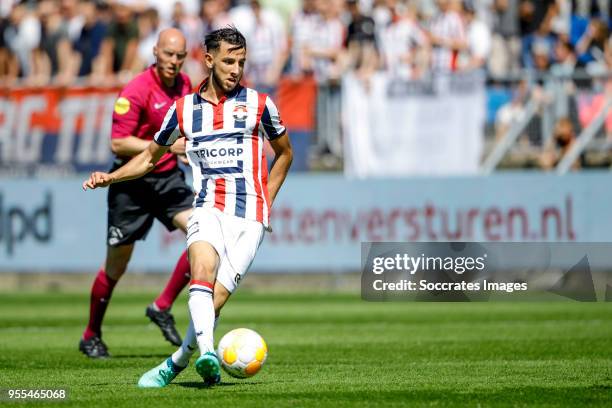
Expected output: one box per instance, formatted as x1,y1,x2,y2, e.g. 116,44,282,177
0,87,118,175
0,173,610,272
0,80,315,176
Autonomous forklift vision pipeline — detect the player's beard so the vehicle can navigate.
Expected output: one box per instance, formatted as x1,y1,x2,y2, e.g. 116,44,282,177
211,64,239,93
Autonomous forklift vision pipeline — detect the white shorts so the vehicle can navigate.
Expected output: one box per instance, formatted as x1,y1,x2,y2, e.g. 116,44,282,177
186,207,265,293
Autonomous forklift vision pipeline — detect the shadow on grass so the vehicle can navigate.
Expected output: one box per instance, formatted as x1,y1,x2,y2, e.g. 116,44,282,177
112,353,170,359
176,381,263,389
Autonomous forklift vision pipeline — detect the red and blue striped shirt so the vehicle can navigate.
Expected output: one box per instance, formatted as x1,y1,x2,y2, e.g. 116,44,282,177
154,81,286,227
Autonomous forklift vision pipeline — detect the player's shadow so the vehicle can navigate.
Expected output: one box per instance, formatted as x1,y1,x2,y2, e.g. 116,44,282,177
113,353,170,359
177,381,263,389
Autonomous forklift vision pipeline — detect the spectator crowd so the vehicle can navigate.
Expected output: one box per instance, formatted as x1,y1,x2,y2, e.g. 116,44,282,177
1,0,611,170
1,0,610,87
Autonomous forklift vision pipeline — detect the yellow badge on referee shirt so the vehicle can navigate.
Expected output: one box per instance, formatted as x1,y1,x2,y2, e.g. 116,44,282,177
114,97,131,115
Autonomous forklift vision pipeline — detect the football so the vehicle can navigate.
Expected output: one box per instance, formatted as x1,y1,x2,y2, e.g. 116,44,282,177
217,328,268,378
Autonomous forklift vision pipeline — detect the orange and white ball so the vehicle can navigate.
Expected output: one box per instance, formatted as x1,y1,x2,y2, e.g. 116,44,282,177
216,328,268,378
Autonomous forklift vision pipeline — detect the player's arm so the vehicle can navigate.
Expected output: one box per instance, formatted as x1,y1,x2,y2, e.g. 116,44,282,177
260,95,292,206
83,101,183,190
111,136,186,157
83,141,169,190
267,132,293,206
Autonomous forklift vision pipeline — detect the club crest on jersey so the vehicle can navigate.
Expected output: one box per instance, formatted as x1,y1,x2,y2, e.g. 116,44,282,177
232,105,248,122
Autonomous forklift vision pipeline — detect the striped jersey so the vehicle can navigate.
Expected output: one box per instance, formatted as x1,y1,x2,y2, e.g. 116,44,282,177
153,80,286,227
429,11,466,72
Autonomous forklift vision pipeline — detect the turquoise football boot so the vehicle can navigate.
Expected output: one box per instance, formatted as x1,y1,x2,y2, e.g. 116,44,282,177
195,352,221,386
137,357,184,388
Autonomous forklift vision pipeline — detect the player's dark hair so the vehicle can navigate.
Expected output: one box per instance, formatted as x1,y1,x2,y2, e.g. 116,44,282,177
205,27,247,53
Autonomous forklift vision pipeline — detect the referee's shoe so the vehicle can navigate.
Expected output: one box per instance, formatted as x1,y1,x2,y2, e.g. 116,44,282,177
79,336,110,358
146,304,182,347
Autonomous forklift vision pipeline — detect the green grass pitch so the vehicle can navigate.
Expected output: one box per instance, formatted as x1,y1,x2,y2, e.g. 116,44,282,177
1,291,611,407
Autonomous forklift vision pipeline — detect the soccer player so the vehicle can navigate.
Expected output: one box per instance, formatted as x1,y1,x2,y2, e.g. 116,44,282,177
82,27,293,386
79,28,194,358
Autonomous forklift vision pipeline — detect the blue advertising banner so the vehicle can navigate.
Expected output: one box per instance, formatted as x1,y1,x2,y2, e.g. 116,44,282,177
0,173,610,272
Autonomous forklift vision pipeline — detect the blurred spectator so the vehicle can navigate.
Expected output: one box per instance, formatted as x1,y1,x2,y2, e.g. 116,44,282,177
73,0,107,78
344,0,379,80
552,37,581,74
135,8,161,69
1,1,18,19
307,0,345,159
575,17,608,70
371,0,393,32
549,38,582,135
262,0,302,25
551,0,571,36
573,0,609,19
489,0,521,77
539,116,583,169
32,0,73,85
147,0,199,28
0,15,18,84
4,1,40,78
531,39,553,74
495,79,530,140
188,0,232,83
61,0,84,43
230,0,288,93
519,0,555,36
460,0,491,70
428,0,466,72
379,0,430,79
170,1,200,53
92,2,139,84
288,0,318,77
198,0,232,37
304,0,345,83
521,12,556,69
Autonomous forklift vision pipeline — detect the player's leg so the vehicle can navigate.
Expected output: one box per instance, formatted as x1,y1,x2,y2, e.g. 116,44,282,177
213,281,231,329
150,208,191,312
188,241,219,354
192,216,264,384
164,279,228,362
80,178,153,358
79,244,134,358
138,313,197,388
147,170,194,345
137,257,239,387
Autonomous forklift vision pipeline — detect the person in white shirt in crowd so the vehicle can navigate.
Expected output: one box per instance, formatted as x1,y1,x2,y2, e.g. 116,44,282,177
5,1,40,79
345,0,380,81
305,0,345,160
288,0,318,78
489,0,521,78
427,0,466,72
170,2,201,53
495,79,529,141
460,0,491,70
198,0,232,38
145,0,199,28
230,0,288,94
379,0,430,79
60,0,85,44
135,8,161,69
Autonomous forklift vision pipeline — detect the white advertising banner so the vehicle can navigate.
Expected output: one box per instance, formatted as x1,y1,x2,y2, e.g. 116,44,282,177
343,71,486,178
0,173,610,272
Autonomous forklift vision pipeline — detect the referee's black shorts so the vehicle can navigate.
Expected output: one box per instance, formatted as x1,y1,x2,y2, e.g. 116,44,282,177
106,166,193,246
